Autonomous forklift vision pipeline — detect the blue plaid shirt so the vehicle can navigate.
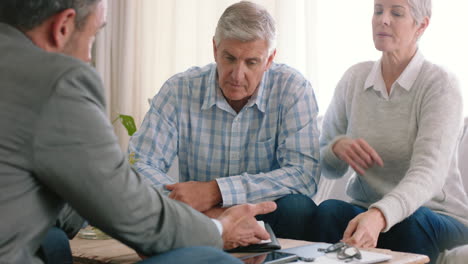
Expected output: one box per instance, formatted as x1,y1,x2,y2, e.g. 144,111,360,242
129,63,320,206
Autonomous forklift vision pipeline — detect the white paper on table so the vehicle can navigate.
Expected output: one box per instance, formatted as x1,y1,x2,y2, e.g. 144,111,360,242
313,250,392,264
256,221,272,244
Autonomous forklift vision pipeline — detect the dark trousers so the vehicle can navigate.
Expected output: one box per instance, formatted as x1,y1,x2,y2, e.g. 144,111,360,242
39,227,73,264
309,199,468,264
256,194,318,241
139,246,242,264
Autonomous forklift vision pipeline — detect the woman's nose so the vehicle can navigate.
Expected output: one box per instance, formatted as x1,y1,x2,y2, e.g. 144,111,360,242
379,12,390,26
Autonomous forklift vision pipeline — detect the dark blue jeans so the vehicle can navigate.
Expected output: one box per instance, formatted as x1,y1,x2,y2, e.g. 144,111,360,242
256,194,318,241
309,199,468,264
139,246,242,264
39,227,73,264
40,228,241,264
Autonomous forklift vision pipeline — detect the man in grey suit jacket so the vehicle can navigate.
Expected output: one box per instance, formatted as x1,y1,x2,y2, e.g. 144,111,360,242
0,0,276,263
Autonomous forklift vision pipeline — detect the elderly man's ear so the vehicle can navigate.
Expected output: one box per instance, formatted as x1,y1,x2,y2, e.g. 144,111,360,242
212,38,218,62
265,49,276,71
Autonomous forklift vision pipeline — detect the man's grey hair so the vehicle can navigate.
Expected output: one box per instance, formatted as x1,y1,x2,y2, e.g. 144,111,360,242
0,0,100,31
407,0,432,24
214,1,277,55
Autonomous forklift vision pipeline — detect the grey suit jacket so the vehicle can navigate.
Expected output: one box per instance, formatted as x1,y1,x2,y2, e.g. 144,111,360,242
0,23,222,263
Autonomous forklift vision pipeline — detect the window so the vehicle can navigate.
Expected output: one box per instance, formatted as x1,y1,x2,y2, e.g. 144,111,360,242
309,0,468,114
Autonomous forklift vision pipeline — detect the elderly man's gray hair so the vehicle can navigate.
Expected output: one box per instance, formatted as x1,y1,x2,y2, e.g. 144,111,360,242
407,0,432,24
0,0,100,31
214,1,277,55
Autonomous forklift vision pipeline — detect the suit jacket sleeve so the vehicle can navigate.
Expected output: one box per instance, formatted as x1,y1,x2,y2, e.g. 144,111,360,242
55,203,85,239
32,65,223,255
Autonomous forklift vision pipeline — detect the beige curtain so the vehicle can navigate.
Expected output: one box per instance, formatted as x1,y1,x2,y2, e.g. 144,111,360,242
95,1,145,149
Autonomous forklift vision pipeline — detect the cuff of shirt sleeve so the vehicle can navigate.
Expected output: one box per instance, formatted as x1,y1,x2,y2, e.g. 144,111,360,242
322,135,350,172
150,184,171,197
370,195,405,232
216,176,247,207
211,219,223,236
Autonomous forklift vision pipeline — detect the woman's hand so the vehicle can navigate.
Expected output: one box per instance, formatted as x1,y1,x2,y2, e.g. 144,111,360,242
332,138,384,175
342,208,387,248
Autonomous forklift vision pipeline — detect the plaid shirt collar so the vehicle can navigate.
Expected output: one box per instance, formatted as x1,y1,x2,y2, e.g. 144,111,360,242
201,63,267,113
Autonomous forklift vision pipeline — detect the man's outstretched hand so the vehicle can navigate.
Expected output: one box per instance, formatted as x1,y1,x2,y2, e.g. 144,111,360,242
217,202,277,249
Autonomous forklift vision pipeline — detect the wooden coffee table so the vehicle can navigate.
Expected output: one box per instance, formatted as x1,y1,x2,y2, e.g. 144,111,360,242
70,237,429,264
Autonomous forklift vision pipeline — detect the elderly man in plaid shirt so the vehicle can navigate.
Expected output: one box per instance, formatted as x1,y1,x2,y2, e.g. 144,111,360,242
129,1,321,241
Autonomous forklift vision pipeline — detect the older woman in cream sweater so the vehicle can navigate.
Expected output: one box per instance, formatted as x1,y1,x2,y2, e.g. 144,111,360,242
311,0,468,263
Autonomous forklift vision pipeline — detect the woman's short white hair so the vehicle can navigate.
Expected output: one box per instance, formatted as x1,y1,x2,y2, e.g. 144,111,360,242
407,0,432,24
214,1,276,55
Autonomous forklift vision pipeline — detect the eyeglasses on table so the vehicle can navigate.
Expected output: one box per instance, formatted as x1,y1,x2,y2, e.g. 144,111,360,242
318,242,362,262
